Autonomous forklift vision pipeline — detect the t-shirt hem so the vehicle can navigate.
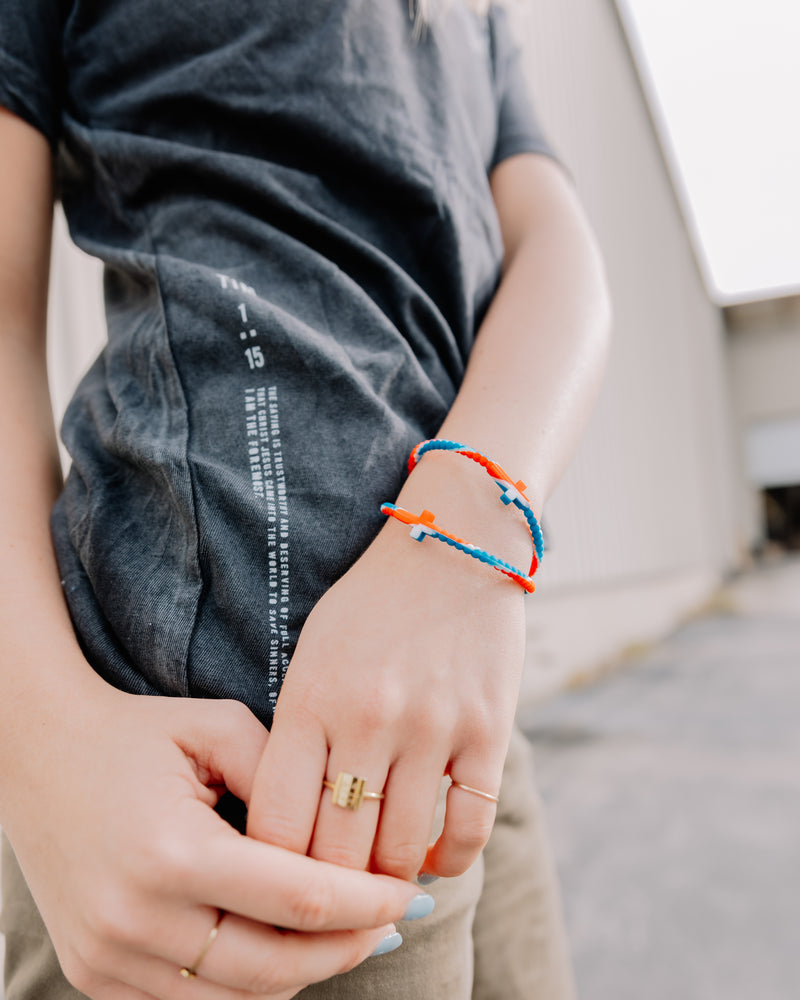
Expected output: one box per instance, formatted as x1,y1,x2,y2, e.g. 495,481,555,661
490,135,566,174
0,47,59,148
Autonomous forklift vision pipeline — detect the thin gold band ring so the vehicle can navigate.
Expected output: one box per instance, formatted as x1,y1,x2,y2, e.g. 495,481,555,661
450,779,500,804
179,911,224,980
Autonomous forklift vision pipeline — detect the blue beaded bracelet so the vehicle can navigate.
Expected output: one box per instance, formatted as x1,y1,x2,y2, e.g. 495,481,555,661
380,503,537,593
409,439,544,564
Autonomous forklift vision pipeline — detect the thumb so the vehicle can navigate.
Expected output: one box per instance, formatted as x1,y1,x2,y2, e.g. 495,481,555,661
170,698,269,808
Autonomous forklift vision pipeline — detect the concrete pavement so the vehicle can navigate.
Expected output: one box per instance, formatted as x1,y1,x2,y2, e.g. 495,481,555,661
522,556,800,1000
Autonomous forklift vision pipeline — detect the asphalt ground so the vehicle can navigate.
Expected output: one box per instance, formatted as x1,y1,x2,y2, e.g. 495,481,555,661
523,557,800,1000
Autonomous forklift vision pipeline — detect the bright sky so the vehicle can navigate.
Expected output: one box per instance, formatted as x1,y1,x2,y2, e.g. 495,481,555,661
616,0,800,305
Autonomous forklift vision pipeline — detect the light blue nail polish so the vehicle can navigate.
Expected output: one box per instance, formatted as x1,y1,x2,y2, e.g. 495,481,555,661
417,873,440,886
402,893,436,921
370,931,403,957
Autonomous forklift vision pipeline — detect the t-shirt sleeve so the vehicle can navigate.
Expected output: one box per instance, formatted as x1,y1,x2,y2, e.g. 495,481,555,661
0,0,65,147
488,6,561,171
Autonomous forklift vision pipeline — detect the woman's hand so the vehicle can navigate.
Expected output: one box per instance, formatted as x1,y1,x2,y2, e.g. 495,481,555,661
2,683,424,1000
246,453,529,883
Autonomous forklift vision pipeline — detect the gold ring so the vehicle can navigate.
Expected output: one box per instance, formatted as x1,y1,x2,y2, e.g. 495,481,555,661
179,911,224,980
450,779,500,804
323,771,385,810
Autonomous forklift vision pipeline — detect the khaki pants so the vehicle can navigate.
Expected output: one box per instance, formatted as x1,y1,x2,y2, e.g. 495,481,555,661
1,729,574,999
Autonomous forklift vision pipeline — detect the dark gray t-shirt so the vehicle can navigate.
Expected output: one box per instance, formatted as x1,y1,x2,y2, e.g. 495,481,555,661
1,0,557,725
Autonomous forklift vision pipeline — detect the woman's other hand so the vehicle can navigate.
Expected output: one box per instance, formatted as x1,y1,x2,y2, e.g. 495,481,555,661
3,686,423,999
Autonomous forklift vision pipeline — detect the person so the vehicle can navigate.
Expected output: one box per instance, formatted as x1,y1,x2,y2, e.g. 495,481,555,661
0,0,611,997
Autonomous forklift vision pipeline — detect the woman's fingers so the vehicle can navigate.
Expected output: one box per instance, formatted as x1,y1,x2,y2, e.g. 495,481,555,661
192,828,422,932
369,753,448,880
75,974,163,1000
64,798,417,1000
169,911,397,996
422,766,501,879
167,698,271,808
92,956,298,1000
88,953,262,1000
307,743,390,871
245,703,328,854
98,916,394,1000
78,873,406,999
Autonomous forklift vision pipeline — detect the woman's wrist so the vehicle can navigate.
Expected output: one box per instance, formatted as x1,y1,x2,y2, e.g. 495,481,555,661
0,645,122,822
375,448,537,601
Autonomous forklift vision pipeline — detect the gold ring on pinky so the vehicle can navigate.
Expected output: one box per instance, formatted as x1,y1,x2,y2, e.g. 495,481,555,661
179,911,224,980
450,779,500,804
323,771,386,811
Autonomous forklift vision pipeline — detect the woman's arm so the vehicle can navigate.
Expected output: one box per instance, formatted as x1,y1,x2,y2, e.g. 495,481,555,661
445,152,611,507
387,153,611,575
0,107,425,1000
246,153,611,880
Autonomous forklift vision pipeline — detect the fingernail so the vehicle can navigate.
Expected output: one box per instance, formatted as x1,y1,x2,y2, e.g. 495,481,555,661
402,893,436,920
370,931,403,957
417,873,439,886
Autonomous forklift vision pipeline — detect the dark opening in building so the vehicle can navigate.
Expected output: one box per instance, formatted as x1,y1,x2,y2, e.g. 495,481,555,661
763,485,800,551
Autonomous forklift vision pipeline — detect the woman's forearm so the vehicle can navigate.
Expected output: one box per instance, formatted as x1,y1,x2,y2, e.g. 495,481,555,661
440,154,612,514
391,154,611,572
0,112,110,811
0,333,113,808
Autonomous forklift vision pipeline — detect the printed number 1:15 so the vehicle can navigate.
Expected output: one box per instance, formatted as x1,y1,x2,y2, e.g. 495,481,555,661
245,346,265,369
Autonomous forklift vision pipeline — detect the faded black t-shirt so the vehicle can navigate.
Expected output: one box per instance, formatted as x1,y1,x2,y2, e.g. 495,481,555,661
0,0,558,725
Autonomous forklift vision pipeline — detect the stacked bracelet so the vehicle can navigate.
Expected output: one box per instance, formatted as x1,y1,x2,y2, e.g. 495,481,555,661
380,439,543,594
409,439,544,562
380,503,537,592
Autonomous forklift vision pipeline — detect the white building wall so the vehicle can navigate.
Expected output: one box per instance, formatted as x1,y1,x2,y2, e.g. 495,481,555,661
515,0,741,701
44,0,743,707
726,298,800,548
729,305,800,422
47,208,106,462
